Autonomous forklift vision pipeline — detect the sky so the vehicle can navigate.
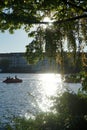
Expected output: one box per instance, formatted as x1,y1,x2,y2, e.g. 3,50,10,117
0,29,33,53
0,17,52,54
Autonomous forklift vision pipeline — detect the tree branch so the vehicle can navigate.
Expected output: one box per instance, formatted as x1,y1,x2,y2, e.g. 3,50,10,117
63,0,87,12
0,12,87,25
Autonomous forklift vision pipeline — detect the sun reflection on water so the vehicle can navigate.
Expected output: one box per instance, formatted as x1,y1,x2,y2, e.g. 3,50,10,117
40,73,62,96
24,74,64,119
38,73,63,112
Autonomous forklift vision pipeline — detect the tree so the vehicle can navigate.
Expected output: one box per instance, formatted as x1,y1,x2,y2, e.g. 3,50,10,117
0,0,87,31
0,0,87,73
0,0,87,48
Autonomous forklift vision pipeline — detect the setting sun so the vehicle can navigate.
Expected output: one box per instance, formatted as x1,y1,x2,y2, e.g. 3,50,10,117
42,17,53,28
43,17,52,23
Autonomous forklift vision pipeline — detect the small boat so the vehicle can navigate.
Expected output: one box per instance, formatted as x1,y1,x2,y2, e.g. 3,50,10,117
3,77,22,83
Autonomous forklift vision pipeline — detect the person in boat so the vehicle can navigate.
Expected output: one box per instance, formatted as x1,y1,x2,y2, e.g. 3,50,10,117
15,75,18,79
6,76,10,80
3,75,22,83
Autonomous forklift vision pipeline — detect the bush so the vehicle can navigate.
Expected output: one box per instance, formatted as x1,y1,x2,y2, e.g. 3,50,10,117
4,91,87,130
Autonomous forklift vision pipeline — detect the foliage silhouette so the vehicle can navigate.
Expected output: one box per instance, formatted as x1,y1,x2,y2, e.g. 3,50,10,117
4,91,87,130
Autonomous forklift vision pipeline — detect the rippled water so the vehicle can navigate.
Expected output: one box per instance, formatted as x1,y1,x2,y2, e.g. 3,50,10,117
0,73,81,125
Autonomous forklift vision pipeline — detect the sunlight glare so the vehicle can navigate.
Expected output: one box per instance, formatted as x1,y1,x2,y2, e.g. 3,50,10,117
42,17,53,28
38,73,63,112
40,73,62,96
43,17,52,23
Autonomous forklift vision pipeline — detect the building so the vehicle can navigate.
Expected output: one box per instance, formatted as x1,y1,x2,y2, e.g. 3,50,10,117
0,52,59,73
0,53,32,72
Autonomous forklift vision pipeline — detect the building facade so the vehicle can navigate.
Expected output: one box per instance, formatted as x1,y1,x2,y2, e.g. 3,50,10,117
0,52,59,73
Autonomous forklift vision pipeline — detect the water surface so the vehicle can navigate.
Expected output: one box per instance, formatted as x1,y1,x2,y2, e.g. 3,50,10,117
0,73,81,125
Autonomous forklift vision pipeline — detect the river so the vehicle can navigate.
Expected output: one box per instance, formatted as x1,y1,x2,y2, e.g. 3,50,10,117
0,73,82,126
